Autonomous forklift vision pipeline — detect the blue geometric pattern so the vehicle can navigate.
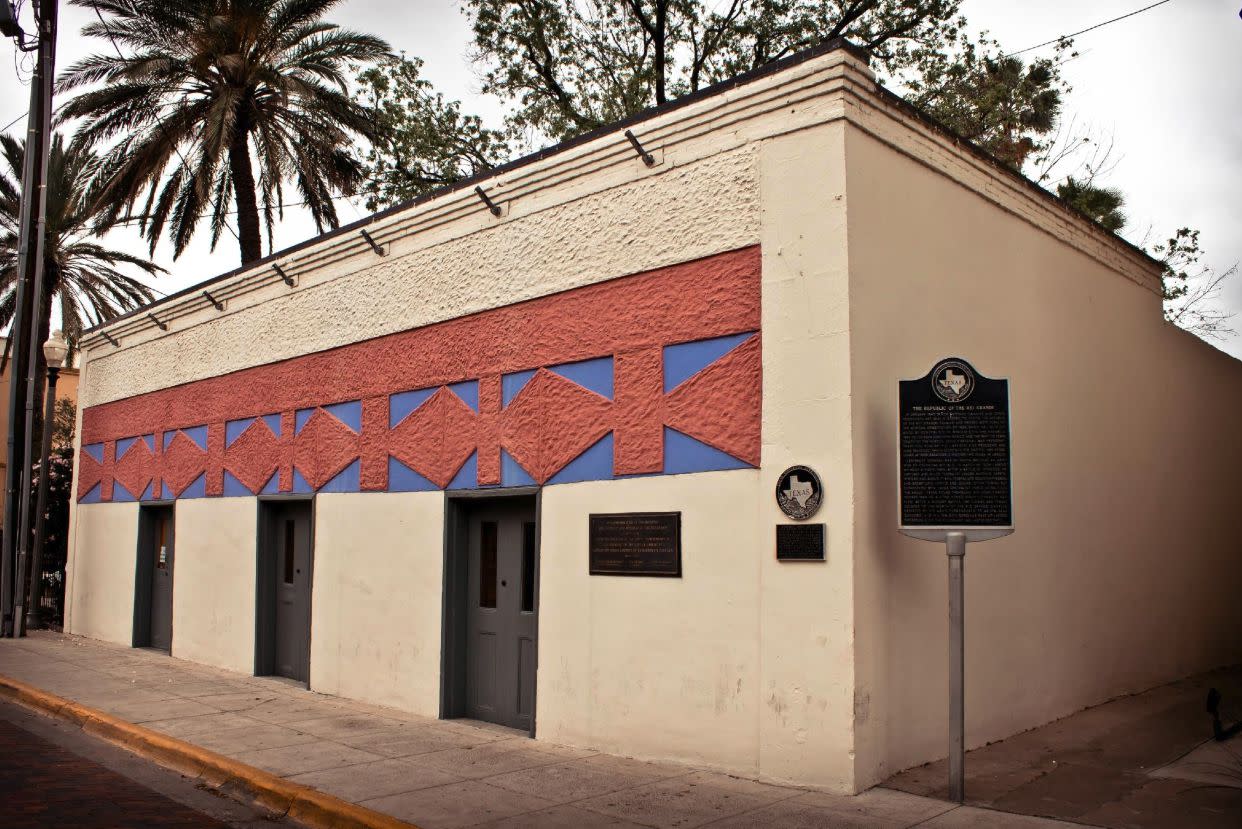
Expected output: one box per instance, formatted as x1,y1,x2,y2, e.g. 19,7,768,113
501,450,537,487
390,387,437,428
162,426,208,450
322,401,362,433
547,357,614,400
291,468,314,494
83,443,104,464
663,427,750,474
502,370,536,407
447,380,479,413
180,474,207,499
388,456,438,492
447,452,478,490
548,433,614,484
226,418,255,447
222,470,251,497
663,332,754,393
320,459,360,493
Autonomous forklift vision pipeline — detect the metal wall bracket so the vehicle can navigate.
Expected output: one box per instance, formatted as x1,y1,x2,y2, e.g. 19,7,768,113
100,330,120,347
359,229,388,256
474,186,503,217
273,263,296,287
202,290,224,311
147,312,168,332
624,129,657,167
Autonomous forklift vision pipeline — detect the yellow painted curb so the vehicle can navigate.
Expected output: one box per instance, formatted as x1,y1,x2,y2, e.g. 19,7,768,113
0,673,420,829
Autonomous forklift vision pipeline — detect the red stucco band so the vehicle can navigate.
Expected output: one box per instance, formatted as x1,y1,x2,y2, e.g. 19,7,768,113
79,246,762,500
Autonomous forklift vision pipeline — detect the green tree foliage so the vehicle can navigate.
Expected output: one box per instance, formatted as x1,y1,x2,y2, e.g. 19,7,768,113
466,0,965,144
356,55,509,212
0,133,162,372
58,0,393,265
1057,177,1125,232
51,398,77,452
904,35,1066,170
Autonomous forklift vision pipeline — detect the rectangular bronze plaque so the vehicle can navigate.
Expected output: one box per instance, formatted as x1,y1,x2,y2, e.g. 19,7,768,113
899,358,1012,529
589,512,681,577
776,524,825,561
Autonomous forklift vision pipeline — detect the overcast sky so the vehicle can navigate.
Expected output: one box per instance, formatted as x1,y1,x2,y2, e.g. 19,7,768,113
2,0,1240,358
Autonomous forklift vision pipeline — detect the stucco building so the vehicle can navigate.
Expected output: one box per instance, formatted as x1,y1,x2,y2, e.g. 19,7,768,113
63,43,1242,793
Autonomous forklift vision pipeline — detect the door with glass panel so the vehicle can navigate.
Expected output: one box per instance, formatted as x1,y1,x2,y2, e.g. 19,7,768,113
257,500,313,684
136,504,175,652
465,499,538,730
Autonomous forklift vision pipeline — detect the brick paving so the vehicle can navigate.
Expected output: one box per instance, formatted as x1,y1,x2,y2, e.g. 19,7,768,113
0,714,234,828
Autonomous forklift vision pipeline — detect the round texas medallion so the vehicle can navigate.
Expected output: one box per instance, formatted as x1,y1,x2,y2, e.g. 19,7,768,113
776,465,823,521
931,358,975,403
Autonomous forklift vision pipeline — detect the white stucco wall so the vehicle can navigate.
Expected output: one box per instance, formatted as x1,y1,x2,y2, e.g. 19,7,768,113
533,121,858,792
170,498,258,673
538,471,764,772
309,492,444,716
65,502,138,645
844,122,1242,787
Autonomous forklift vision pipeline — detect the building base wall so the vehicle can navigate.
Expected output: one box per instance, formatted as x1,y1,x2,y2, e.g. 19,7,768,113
65,502,139,646
310,491,444,717
171,498,257,673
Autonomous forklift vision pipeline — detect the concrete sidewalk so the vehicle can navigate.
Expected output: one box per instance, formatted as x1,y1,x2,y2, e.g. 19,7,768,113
887,664,1242,829
0,632,1142,828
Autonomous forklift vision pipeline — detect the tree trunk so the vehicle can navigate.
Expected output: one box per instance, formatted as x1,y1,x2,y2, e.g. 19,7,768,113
228,127,263,264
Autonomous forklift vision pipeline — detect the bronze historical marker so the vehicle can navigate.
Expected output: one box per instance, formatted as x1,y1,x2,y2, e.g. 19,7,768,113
899,357,1012,531
589,512,681,577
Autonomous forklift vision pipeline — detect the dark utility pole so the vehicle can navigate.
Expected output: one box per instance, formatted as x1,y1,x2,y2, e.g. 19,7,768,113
23,345,63,633
2,0,57,638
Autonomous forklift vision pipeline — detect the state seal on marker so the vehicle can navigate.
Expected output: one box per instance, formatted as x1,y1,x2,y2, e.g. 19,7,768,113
776,465,823,521
931,358,975,403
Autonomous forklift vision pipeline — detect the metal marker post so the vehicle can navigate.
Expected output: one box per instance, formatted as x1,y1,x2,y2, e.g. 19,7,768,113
900,357,1012,807
946,531,966,803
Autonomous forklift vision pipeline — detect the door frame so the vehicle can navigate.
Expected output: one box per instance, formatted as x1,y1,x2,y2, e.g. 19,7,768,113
440,487,541,737
132,501,176,650
254,494,316,680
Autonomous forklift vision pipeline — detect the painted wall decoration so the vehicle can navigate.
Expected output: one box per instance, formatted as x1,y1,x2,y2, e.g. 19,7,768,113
77,247,762,503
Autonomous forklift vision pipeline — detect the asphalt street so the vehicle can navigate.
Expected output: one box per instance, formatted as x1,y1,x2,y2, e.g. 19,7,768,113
0,698,289,829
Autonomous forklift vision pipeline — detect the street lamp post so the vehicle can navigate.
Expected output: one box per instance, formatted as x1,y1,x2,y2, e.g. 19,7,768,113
21,330,68,634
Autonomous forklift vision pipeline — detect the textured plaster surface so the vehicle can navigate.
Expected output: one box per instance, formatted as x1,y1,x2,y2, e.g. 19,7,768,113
844,123,1242,788
753,122,857,791
168,497,258,674
80,148,760,408
76,249,761,499
64,503,139,645
310,492,444,716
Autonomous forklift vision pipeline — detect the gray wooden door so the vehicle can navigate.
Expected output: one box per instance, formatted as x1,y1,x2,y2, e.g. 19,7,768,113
148,508,174,651
465,501,538,730
271,502,313,683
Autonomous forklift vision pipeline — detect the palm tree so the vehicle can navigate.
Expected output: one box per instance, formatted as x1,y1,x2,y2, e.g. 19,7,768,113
0,132,163,376
58,0,393,265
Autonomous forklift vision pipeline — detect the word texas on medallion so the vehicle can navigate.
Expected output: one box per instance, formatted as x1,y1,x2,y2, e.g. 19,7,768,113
776,466,823,520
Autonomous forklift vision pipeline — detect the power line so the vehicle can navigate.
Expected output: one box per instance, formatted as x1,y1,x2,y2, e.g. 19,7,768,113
1004,0,1175,57
1,111,28,133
